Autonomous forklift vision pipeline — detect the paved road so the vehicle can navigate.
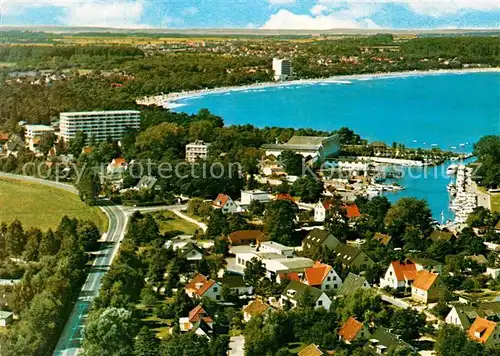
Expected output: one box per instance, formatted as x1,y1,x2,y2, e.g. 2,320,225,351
0,173,127,356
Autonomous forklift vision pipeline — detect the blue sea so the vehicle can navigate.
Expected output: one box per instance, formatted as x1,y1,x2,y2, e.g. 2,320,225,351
174,72,500,220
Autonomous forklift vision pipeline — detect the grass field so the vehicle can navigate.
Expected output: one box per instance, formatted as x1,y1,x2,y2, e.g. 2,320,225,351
152,211,198,235
491,193,500,213
0,178,107,232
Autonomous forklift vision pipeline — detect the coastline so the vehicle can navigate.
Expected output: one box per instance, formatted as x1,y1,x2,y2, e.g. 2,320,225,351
135,67,500,109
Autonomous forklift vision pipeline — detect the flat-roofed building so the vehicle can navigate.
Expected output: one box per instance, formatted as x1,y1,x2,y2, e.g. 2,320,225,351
262,135,340,163
186,140,211,162
272,58,293,81
24,124,55,139
59,110,140,142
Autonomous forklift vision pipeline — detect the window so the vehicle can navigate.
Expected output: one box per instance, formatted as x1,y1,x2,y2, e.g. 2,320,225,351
213,287,218,292
216,295,221,300
325,284,330,289
327,276,331,281
318,300,323,306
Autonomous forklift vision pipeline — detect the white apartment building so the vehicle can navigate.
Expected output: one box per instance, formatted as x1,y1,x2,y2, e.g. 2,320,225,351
59,110,140,142
272,58,293,81
24,124,55,139
186,140,211,162
240,190,270,205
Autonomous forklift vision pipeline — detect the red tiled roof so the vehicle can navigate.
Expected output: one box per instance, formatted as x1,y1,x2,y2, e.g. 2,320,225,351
391,260,417,282
195,280,215,297
0,132,9,141
338,317,364,342
320,201,361,219
468,317,497,344
185,273,208,291
412,270,439,291
228,230,267,245
279,272,300,282
188,305,213,323
276,193,296,203
304,261,332,287
213,193,230,208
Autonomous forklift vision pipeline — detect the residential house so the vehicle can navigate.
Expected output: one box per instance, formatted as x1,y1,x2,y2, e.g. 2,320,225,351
258,241,294,257
373,232,392,246
466,254,488,265
212,193,237,214
184,273,222,301
337,273,370,297
178,242,204,261
243,299,272,322
332,244,375,269
468,317,500,346
379,260,417,290
486,267,500,279
261,134,341,162
0,310,13,327
302,229,341,251
232,245,314,281
430,230,456,243
338,317,370,344
366,327,413,354
107,157,128,174
303,261,342,292
228,230,267,246
179,305,213,332
0,132,9,147
412,257,444,274
240,190,270,205
314,200,361,223
298,344,327,356
135,175,159,191
445,302,500,330
219,275,253,296
280,280,332,310
192,319,213,339
411,270,444,303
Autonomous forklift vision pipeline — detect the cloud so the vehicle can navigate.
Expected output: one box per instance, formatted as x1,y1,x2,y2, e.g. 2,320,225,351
317,0,500,17
261,8,380,29
181,6,198,16
1,0,148,28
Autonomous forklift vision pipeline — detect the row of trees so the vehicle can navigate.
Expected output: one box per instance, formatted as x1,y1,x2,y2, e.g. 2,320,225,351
0,217,101,356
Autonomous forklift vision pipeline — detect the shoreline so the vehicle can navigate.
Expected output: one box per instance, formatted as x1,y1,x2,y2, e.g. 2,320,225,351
135,67,500,108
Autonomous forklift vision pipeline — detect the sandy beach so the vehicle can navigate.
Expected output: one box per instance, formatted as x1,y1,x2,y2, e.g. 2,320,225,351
135,67,500,109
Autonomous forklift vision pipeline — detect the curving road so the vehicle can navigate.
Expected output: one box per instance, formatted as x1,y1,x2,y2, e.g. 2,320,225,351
0,172,128,356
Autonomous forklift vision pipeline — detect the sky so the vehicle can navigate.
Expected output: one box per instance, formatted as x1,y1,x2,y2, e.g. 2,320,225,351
1,0,499,30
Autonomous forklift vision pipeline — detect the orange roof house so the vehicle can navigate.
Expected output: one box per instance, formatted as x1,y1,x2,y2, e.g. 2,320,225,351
315,200,362,223
277,272,300,284
228,230,268,245
373,232,392,246
184,273,222,301
303,261,342,291
179,304,213,332
338,317,368,344
468,317,498,345
275,193,296,203
411,270,444,303
243,299,271,322
380,260,418,290
212,193,237,213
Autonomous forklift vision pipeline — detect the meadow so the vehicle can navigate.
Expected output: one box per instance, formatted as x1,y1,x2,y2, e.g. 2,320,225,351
0,178,107,231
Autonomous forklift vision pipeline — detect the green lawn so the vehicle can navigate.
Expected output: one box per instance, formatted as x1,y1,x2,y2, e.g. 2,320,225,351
152,211,198,235
0,178,107,232
490,193,500,213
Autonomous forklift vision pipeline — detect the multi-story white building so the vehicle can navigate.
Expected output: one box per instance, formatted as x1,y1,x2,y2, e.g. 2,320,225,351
272,58,293,81
24,124,55,139
59,110,140,142
186,140,211,162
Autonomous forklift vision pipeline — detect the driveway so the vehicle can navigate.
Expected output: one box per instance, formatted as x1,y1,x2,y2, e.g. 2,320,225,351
229,335,245,356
